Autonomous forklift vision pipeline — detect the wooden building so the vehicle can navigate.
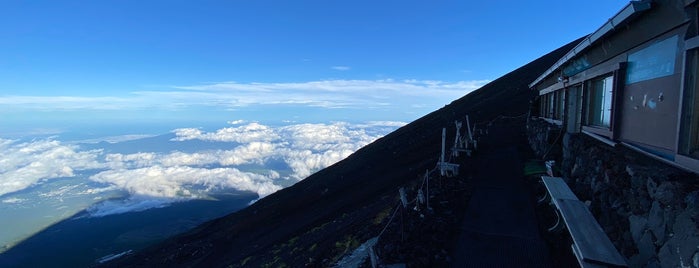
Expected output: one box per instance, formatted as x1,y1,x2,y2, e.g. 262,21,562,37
530,0,699,173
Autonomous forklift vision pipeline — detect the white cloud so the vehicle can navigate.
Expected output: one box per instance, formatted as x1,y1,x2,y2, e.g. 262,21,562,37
0,121,401,218
38,184,81,198
0,138,103,197
75,134,157,144
89,166,281,199
218,142,276,166
359,121,408,128
0,96,140,110
1,197,26,204
104,152,158,169
0,79,489,111
281,123,352,148
167,79,489,109
171,123,279,143
332,66,351,71
227,120,246,125
86,197,171,217
104,141,277,169
169,122,383,180
281,148,355,179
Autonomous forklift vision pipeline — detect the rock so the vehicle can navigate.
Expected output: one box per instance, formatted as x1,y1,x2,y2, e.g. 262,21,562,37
570,157,585,178
628,254,644,267
646,177,658,198
637,232,657,266
626,165,635,177
571,162,581,177
654,182,679,207
673,211,699,264
639,195,651,213
659,210,699,268
630,174,645,190
647,201,666,243
646,258,661,268
694,251,699,268
685,191,699,209
658,241,678,268
629,214,647,245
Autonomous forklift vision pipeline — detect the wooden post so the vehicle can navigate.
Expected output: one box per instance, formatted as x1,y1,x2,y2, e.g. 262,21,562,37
369,246,378,268
425,170,431,210
400,205,404,242
440,128,446,176
466,115,473,141
441,128,446,163
417,189,424,205
454,120,462,152
399,187,408,208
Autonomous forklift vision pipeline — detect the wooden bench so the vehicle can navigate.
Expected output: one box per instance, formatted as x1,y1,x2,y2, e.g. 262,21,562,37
540,176,627,267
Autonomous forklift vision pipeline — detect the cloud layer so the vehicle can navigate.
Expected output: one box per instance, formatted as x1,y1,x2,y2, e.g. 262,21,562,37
0,121,405,216
90,166,281,198
331,66,351,71
0,79,489,111
0,139,103,196
170,122,397,179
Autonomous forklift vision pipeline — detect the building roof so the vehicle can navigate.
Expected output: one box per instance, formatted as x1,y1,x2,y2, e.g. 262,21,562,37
528,1,652,88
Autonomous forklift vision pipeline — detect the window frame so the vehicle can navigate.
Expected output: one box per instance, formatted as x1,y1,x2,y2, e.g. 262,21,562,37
678,47,699,161
582,73,616,138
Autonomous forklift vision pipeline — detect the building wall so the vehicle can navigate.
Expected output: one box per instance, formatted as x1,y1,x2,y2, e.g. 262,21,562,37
535,0,699,171
534,0,688,92
620,73,682,155
528,118,699,267
616,27,685,157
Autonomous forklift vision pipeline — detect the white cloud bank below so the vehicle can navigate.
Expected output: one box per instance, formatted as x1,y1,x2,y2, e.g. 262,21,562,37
0,121,406,217
0,138,103,196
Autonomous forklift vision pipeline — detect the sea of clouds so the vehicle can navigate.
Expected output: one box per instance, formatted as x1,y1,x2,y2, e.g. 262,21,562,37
0,121,405,217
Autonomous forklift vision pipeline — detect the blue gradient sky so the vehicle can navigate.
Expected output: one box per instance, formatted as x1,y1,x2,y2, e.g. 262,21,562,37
0,0,629,137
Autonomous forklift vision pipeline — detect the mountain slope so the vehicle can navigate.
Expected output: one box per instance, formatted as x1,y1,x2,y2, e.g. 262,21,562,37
109,37,583,267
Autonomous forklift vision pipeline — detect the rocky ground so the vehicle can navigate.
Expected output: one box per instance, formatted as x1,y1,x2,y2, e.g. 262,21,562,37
528,118,699,267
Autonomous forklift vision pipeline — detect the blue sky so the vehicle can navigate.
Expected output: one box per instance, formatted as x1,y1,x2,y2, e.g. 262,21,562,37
0,0,629,138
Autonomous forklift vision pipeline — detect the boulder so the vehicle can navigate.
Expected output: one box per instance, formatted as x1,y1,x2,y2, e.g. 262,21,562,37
647,201,666,243
629,214,647,246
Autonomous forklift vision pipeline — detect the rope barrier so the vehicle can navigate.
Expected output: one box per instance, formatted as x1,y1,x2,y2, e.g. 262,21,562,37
365,112,524,266
377,203,401,240
542,125,564,160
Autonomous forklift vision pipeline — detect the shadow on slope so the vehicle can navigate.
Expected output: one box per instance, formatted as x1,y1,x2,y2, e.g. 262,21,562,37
107,37,584,267
0,192,257,268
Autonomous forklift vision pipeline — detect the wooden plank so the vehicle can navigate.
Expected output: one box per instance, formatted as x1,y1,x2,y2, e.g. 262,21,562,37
439,162,460,171
572,244,608,268
541,176,579,201
557,199,627,267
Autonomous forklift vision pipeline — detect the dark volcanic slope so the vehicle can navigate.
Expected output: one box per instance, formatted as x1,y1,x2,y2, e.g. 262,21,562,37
110,38,583,267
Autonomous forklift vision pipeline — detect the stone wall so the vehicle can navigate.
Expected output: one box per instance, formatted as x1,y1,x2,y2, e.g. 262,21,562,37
527,118,699,267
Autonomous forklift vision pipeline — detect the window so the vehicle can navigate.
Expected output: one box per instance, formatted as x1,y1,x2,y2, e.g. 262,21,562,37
548,93,555,118
540,94,548,118
540,91,566,120
539,93,553,118
680,49,699,159
554,90,565,120
566,84,583,133
627,35,678,84
585,75,614,128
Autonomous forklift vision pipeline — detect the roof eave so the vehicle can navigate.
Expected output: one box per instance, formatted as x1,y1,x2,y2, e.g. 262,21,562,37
528,0,652,89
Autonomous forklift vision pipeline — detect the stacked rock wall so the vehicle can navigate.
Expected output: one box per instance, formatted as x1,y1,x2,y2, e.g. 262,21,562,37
527,118,699,267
